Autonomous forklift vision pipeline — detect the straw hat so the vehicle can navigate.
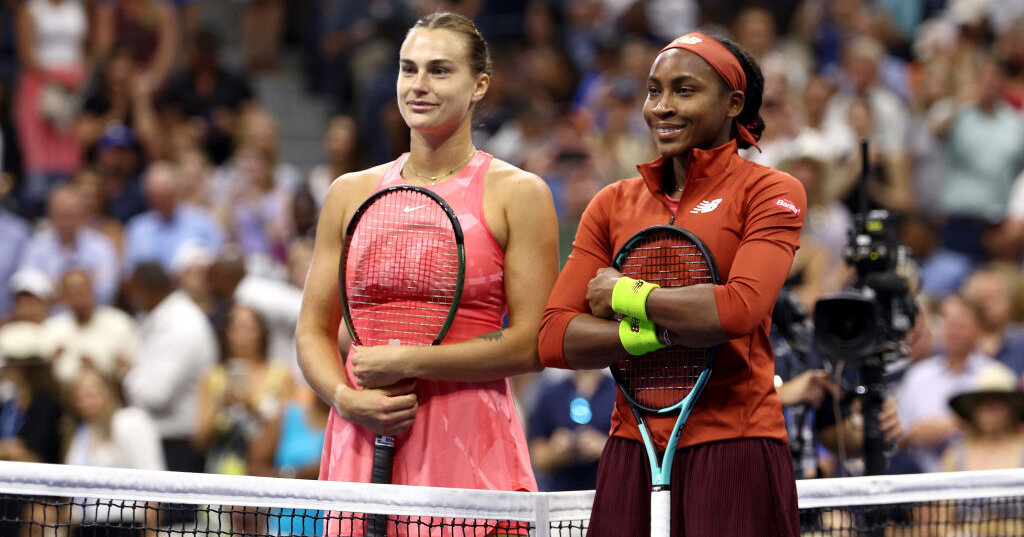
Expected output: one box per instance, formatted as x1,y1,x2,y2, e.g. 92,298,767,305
948,363,1024,422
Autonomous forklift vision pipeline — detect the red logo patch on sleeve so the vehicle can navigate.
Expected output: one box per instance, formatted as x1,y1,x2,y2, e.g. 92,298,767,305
775,198,801,216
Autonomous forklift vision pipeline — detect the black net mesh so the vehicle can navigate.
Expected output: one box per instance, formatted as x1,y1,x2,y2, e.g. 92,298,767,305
0,495,549,536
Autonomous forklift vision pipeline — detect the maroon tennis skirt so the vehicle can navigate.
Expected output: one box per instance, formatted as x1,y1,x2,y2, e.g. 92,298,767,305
587,436,800,537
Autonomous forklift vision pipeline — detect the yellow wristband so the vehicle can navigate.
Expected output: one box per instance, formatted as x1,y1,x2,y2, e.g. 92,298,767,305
618,316,668,356
611,276,660,322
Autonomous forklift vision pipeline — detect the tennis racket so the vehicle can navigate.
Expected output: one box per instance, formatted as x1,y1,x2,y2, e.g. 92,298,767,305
339,184,465,537
609,225,720,537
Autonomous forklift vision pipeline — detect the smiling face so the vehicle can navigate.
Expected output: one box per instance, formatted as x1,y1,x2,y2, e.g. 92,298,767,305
397,28,489,137
642,49,743,158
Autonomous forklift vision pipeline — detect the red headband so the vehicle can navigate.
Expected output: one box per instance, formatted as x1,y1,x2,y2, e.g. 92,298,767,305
659,33,761,151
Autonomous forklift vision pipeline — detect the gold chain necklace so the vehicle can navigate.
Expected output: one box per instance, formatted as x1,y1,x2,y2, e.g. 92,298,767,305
405,148,476,184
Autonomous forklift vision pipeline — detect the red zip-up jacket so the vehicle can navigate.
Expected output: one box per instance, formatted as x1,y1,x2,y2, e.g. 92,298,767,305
539,140,807,449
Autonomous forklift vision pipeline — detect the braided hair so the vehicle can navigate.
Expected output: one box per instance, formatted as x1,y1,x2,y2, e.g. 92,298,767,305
717,37,765,150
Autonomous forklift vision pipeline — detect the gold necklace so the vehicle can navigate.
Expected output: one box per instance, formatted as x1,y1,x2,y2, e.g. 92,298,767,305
405,148,476,184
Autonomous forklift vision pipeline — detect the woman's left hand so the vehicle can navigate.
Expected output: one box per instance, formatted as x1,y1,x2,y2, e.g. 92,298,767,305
350,345,412,389
586,267,623,319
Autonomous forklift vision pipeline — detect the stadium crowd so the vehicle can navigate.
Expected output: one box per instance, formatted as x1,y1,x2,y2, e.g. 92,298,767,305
0,0,1023,494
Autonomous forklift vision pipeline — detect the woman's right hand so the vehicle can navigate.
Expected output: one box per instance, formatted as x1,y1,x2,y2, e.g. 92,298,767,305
334,379,419,436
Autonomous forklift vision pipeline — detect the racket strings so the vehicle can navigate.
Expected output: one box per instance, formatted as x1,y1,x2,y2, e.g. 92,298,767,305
617,233,715,410
345,190,461,346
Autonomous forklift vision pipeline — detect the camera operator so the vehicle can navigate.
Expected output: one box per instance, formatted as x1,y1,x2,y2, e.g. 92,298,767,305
772,286,905,478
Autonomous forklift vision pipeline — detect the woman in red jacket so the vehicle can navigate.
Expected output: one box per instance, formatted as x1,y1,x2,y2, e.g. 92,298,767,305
539,33,805,536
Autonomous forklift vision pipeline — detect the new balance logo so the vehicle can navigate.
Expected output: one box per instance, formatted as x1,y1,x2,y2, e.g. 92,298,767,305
690,198,722,214
678,36,703,45
631,281,643,294
630,318,641,333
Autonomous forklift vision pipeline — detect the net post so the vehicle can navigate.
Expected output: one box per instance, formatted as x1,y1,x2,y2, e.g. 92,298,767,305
534,493,550,537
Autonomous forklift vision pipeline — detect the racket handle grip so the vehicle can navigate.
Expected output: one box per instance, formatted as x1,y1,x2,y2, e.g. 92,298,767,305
650,488,671,537
370,435,395,484
366,435,395,537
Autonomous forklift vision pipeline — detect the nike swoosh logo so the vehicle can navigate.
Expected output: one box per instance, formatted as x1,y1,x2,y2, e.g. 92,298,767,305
403,204,427,213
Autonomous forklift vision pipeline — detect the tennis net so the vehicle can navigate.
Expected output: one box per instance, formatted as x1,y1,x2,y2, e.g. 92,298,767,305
2,461,1024,536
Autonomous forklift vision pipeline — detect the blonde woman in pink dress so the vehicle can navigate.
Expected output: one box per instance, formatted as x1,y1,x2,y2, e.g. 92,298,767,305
295,9,558,516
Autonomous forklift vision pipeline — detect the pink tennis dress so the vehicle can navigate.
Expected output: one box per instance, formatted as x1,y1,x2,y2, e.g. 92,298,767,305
319,151,536,534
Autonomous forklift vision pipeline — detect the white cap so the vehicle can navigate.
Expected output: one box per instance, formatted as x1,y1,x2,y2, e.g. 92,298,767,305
171,241,214,276
9,268,54,301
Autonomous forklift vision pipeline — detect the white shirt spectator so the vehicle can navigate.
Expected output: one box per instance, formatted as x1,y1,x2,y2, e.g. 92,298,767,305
65,406,164,470
44,306,137,385
123,291,217,439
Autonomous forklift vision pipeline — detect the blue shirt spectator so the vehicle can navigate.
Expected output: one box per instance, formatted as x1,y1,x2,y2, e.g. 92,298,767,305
124,162,224,274
528,371,617,491
20,185,119,305
0,207,31,320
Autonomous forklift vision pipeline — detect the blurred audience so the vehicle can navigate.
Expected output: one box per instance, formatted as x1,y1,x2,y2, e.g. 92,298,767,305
306,114,360,206
92,0,179,90
942,364,1024,471
0,175,31,321
123,160,224,274
44,268,137,385
14,0,88,216
122,261,217,474
528,370,615,491
19,184,119,305
0,321,62,464
65,365,164,470
195,304,291,476
897,295,1013,473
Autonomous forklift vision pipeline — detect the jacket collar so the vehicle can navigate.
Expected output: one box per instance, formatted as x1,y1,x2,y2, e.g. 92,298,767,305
637,139,741,196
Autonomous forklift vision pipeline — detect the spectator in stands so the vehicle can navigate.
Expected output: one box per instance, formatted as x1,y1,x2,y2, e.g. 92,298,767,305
90,125,147,223
935,54,1024,262
528,369,616,491
825,36,913,213
44,268,137,385
0,175,31,322
594,76,656,182
307,114,361,207
208,247,302,368
77,45,160,157
7,268,53,325
123,161,224,274
172,241,214,314
160,27,254,166
14,0,88,217
195,304,291,476
66,365,164,470
254,382,328,536
72,166,125,254
942,363,1024,471
122,261,217,474
20,184,119,305
63,365,163,537
214,145,291,266
228,107,302,193
0,322,63,464
897,294,1012,472
92,0,179,90
834,94,915,217
961,266,1024,376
